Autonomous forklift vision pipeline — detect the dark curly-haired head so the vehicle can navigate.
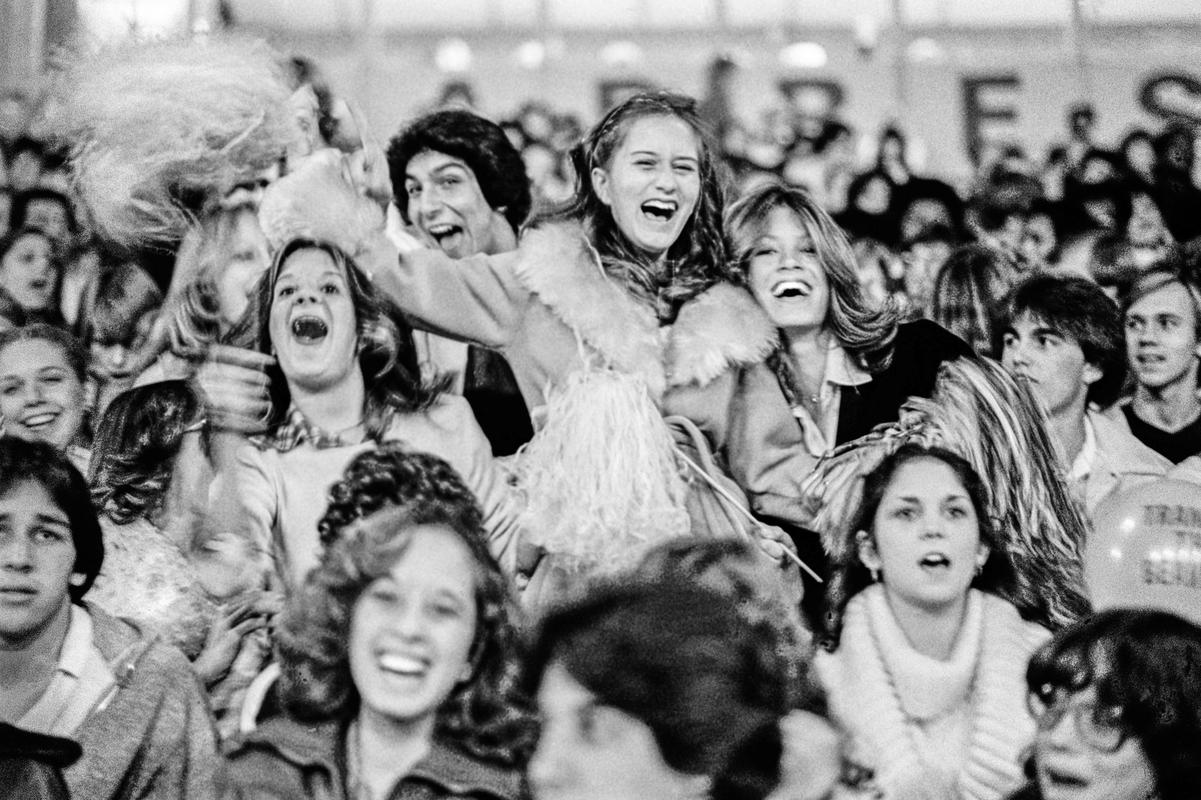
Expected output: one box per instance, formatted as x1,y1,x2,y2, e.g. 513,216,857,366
275,444,536,767
0,436,103,602
387,109,531,233
555,91,732,314
527,577,790,800
89,381,206,526
1023,609,1201,800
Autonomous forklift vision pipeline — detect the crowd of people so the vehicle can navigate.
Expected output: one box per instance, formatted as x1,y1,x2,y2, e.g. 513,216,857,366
1,34,1200,800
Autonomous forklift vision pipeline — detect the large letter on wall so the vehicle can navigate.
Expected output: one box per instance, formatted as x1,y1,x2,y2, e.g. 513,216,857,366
961,75,1020,167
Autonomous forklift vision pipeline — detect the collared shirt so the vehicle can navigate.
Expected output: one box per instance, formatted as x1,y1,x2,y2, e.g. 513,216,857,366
790,339,872,457
1068,413,1098,483
18,605,115,737
263,406,369,452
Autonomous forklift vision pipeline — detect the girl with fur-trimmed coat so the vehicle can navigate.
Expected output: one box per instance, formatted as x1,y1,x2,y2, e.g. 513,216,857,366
368,92,793,602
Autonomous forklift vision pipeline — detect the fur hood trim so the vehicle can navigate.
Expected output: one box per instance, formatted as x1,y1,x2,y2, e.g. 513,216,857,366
667,283,776,388
513,221,665,396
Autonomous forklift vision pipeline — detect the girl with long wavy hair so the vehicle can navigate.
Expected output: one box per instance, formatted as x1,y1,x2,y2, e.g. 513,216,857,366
678,183,971,530
220,446,537,800
359,91,794,606
213,238,520,594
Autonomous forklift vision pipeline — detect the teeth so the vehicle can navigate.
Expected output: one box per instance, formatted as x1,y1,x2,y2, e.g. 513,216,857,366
22,413,57,427
771,280,811,298
378,653,426,675
920,554,950,567
427,224,459,238
642,200,677,219
291,316,328,341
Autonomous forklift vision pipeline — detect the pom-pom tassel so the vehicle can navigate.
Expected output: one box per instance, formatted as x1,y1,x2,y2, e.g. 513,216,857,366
516,365,690,574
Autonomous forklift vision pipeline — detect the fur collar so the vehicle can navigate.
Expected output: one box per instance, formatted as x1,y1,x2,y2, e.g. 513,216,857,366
666,282,776,388
816,587,1049,800
513,221,775,396
514,222,665,395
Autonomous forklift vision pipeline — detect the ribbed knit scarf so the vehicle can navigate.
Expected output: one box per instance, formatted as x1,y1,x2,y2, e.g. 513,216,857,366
816,586,1050,800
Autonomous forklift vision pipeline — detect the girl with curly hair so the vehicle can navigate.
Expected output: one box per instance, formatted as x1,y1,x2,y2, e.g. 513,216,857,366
208,238,520,594
220,445,537,800
0,226,63,330
363,91,793,604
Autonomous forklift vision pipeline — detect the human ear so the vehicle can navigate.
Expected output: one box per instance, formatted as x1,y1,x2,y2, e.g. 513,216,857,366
856,530,881,572
591,167,612,208
975,542,991,573
69,572,86,588
1082,362,1102,387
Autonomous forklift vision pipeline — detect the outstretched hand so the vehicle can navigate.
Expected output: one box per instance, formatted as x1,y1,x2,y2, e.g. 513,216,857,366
192,344,275,434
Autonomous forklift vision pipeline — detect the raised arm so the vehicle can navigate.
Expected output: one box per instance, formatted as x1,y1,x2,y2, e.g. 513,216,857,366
360,231,530,349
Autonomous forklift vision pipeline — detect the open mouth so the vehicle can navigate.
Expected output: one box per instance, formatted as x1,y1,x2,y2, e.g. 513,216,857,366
641,199,678,222
377,651,429,679
770,279,812,299
919,553,951,570
291,315,328,344
426,223,464,250
20,410,60,431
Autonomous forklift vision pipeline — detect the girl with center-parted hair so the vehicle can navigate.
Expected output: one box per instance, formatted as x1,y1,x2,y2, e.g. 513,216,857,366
219,445,537,800
209,237,521,593
0,323,91,472
0,226,63,331
1008,608,1201,800
361,91,793,602
667,182,970,534
526,577,792,800
815,443,1051,800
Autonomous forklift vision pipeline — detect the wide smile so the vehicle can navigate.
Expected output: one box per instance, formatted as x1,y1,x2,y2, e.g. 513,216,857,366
376,649,431,680
20,409,61,431
290,314,329,345
640,199,679,226
770,278,814,299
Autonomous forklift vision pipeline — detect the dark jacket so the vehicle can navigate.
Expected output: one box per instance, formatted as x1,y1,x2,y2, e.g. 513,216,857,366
666,318,972,528
834,318,972,443
221,716,526,800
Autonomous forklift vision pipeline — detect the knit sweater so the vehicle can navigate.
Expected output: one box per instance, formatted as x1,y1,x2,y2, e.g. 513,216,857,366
815,587,1049,800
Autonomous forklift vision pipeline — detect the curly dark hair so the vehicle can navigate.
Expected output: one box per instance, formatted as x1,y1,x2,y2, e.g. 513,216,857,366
227,238,448,441
551,91,733,316
89,381,205,526
820,443,1016,650
527,577,789,800
725,182,901,373
1022,609,1201,800
275,445,537,767
387,109,532,233
0,436,103,602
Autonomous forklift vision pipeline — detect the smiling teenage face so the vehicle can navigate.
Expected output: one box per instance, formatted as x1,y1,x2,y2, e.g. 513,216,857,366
859,457,989,614
268,247,360,393
0,337,86,450
746,205,831,335
348,523,479,730
591,115,701,261
0,231,55,314
404,150,511,259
